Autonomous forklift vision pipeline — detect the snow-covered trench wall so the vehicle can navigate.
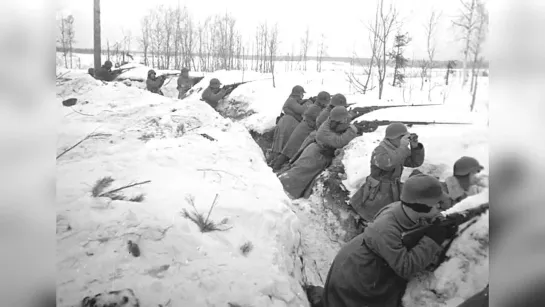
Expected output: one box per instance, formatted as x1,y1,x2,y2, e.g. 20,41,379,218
56,75,310,306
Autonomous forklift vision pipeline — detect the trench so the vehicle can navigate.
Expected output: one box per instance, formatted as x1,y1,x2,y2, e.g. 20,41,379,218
218,103,366,305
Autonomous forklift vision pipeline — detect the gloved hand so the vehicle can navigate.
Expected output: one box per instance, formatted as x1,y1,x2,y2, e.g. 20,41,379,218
409,133,419,149
444,224,458,239
424,224,448,245
355,124,366,135
400,134,411,149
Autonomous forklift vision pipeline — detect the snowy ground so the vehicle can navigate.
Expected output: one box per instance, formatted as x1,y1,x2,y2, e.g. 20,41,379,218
56,74,310,306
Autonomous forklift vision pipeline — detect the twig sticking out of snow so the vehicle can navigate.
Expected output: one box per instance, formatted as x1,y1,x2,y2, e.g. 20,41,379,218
56,128,110,159
99,181,151,198
90,176,150,202
181,194,232,233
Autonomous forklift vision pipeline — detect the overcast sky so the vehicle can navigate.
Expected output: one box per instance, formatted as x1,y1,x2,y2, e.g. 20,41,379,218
56,0,488,61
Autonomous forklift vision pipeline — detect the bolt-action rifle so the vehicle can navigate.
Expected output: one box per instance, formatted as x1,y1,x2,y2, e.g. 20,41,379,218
401,203,490,250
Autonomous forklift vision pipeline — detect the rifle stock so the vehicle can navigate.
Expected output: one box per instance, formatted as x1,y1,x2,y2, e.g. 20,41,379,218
401,203,489,249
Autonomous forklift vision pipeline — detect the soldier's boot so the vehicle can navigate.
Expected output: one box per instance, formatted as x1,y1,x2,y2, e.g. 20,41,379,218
272,154,289,171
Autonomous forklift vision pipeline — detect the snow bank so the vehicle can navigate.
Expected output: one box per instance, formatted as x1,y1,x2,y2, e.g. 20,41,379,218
403,191,489,307
342,108,489,197
56,75,310,306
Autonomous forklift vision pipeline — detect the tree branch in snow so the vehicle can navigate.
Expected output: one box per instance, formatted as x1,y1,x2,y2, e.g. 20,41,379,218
99,180,151,198
56,129,109,159
181,193,232,233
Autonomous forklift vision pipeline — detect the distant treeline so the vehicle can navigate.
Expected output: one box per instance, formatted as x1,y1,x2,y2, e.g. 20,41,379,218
57,46,489,69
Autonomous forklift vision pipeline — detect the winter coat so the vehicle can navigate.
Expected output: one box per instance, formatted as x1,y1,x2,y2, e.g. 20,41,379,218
278,119,357,199
323,201,442,307
94,67,118,82
201,87,225,109
439,176,485,210
281,117,317,159
316,105,334,130
350,139,425,222
271,96,310,154
177,76,193,98
146,76,165,95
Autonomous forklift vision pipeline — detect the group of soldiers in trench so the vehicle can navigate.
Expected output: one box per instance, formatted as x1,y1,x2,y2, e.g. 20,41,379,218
92,61,488,307
268,85,488,307
92,60,221,106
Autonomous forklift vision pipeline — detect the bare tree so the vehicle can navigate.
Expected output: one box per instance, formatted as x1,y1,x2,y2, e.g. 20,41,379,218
470,2,488,111
445,60,457,85
300,26,311,71
139,16,151,66
452,0,479,87
316,33,327,72
371,0,398,99
57,14,68,68
269,23,279,87
424,10,441,99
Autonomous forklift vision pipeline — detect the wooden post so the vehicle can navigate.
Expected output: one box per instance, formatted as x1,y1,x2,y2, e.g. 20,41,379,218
93,0,101,70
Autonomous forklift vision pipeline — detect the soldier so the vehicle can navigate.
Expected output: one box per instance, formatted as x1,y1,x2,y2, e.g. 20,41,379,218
177,67,193,99
439,156,485,210
350,122,425,222
278,106,358,199
323,175,454,307
268,85,311,165
93,60,121,82
271,104,322,171
316,94,349,129
201,78,227,110
146,69,166,95
313,91,331,109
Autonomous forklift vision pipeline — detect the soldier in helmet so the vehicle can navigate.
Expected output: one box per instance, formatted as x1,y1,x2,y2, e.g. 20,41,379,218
271,104,323,171
350,122,425,223
316,94,349,129
201,78,227,110
177,67,193,99
268,85,312,165
93,60,121,82
146,69,167,95
323,174,454,307
313,91,331,109
439,156,485,210
278,106,358,199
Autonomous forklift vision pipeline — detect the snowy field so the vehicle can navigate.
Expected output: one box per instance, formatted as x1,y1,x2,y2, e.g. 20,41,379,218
56,74,309,306
57,51,489,306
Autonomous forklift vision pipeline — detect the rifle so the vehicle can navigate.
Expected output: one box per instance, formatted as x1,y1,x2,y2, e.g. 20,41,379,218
401,202,489,250
158,72,181,79
349,103,441,121
352,120,472,133
221,81,251,96
111,66,137,75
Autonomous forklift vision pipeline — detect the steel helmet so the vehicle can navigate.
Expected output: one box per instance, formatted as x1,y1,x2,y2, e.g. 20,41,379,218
400,174,449,206
317,91,331,102
330,106,349,122
148,69,156,77
209,78,221,86
291,85,306,95
104,60,113,68
385,122,408,139
453,156,484,176
330,94,347,107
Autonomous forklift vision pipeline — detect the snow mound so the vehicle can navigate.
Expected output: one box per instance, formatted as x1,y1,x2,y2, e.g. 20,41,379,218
56,75,310,307
342,122,489,197
403,191,489,307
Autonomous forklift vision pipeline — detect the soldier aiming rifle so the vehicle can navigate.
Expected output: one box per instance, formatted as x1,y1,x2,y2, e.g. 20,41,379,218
401,202,490,249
